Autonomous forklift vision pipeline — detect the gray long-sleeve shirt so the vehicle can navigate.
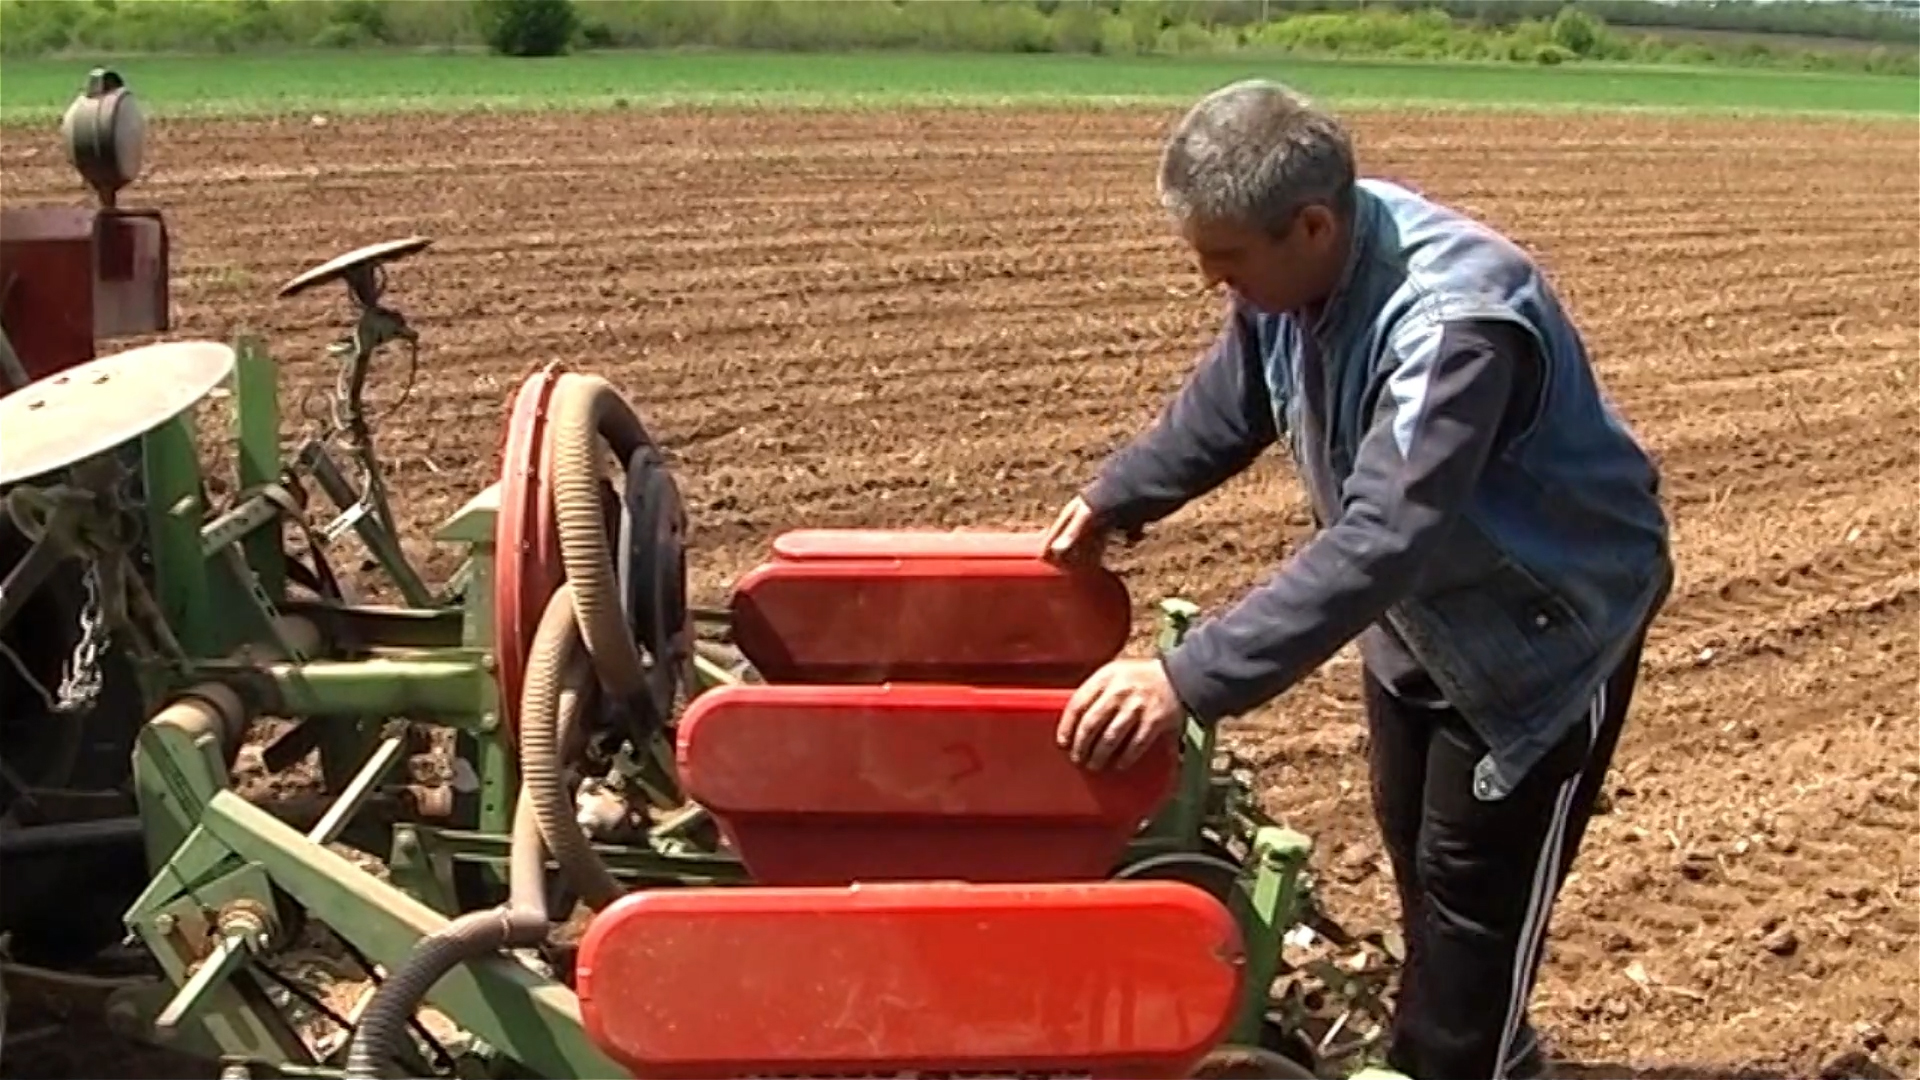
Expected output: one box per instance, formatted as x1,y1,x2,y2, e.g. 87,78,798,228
1082,307,1542,722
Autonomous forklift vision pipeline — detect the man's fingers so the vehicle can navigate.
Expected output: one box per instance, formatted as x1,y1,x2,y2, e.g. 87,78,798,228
1044,498,1110,565
1058,666,1110,747
1084,701,1142,772
1068,682,1124,765
1043,506,1086,559
1112,715,1166,772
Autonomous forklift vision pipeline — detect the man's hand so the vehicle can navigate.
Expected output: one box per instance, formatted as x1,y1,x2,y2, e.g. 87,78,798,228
1057,658,1185,771
1040,495,1109,566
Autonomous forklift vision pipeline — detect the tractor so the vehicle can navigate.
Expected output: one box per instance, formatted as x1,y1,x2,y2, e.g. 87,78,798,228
0,70,1405,1080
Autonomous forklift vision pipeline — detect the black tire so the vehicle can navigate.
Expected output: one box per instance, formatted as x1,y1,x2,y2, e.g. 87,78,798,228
1192,1045,1322,1080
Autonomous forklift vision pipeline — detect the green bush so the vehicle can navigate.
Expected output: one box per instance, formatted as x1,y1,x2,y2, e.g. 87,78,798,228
1549,6,1601,56
473,0,577,56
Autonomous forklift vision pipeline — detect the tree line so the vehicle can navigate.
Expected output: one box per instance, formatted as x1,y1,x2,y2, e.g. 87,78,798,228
2,0,1913,75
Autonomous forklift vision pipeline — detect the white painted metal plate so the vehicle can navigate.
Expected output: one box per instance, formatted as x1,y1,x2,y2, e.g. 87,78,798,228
0,340,235,486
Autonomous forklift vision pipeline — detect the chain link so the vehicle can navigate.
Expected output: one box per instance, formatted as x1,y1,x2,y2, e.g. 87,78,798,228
51,561,108,714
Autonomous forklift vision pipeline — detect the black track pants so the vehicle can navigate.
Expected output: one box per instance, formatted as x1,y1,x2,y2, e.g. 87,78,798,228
1365,633,1645,1080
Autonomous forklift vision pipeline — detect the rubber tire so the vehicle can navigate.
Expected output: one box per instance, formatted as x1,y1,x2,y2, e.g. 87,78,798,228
1193,1045,1322,1080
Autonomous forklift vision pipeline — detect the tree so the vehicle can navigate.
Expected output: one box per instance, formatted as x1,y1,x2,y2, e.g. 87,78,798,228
1550,5,1601,55
474,0,578,57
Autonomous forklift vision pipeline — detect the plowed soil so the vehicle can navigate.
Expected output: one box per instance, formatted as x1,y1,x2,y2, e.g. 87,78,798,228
3,105,1915,1078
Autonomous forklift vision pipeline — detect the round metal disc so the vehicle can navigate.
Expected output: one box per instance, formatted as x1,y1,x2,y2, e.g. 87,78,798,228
278,236,433,298
0,341,235,487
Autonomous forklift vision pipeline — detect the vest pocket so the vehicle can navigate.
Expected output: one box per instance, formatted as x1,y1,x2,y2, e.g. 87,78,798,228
1393,554,1599,722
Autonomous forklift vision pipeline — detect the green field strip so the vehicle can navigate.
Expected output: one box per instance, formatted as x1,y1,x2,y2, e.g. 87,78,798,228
1,50,1913,127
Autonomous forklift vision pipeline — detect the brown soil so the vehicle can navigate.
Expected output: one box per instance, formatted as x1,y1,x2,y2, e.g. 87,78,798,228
2,104,1915,1079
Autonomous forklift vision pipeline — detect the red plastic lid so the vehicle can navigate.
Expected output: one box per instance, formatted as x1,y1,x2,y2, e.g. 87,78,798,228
575,880,1245,1080
729,557,1131,687
772,527,1047,561
677,683,1176,885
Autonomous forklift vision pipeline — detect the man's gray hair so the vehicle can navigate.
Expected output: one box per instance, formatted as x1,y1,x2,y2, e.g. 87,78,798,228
1157,79,1357,235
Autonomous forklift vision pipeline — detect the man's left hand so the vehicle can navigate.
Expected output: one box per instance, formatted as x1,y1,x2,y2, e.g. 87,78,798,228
1058,658,1185,771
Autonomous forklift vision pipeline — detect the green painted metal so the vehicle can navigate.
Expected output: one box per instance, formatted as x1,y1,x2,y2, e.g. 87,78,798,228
142,414,219,659
199,791,629,1079
121,836,309,1065
296,439,438,609
231,337,285,603
1147,596,1217,849
1234,825,1313,1045
131,694,236,869
248,656,491,722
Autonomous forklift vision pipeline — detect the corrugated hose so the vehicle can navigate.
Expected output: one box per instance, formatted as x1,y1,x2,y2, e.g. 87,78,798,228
344,374,657,1077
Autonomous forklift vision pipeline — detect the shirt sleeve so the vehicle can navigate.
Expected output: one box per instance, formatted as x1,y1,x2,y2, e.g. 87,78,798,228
1079,301,1276,534
1159,317,1534,724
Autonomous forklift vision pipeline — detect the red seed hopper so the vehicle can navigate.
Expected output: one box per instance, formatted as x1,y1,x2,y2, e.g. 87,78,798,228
728,528,1132,687
675,681,1178,885
575,881,1247,1080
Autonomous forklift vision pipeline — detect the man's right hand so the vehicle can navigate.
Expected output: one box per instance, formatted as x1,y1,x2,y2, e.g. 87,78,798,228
1040,495,1110,566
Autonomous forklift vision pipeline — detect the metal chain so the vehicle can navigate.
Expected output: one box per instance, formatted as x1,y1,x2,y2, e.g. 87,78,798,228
51,561,108,714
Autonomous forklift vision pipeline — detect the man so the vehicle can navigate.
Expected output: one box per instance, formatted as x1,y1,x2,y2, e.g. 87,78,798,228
1042,80,1672,1080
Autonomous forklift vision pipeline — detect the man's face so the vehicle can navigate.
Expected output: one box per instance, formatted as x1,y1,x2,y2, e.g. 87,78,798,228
1179,204,1343,316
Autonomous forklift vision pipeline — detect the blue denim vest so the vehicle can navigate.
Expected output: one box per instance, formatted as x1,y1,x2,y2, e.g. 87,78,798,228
1253,179,1673,800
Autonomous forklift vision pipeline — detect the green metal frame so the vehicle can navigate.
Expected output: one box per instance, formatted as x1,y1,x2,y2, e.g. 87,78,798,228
33,331,1346,1077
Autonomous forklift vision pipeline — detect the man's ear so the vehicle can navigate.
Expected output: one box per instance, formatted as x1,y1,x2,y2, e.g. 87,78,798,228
1297,203,1339,244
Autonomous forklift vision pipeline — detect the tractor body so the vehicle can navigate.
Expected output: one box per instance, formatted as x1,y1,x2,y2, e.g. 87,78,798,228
0,71,1402,1080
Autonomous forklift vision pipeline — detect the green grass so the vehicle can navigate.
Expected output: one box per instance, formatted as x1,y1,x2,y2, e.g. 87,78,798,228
1,49,1913,125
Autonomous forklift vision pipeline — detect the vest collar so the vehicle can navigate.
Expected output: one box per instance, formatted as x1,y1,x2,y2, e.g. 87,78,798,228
1302,185,1382,342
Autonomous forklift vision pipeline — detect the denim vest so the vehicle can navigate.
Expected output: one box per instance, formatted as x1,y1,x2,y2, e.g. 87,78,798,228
1253,179,1672,800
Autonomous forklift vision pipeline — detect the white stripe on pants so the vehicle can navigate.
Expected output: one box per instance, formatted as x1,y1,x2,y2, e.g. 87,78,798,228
1492,682,1607,1080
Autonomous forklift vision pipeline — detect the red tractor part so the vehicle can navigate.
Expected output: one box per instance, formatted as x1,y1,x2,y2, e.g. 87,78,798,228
728,556,1131,686
575,880,1245,1080
676,682,1175,885
770,526,1046,561
0,207,169,389
1,71,168,391
491,362,569,742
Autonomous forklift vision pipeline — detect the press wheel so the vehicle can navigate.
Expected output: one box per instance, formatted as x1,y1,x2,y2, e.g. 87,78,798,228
1193,1045,1321,1079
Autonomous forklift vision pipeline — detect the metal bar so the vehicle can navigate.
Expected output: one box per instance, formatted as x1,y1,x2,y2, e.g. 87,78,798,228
152,923,259,1035
299,442,435,608
240,656,490,723
199,495,279,558
427,827,753,887
0,529,68,631
1147,597,1211,845
142,415,217,658
308,734,406,845
231,338,285,602
0,815,143,854
1231,825,1313,1044
199,791,627,1079
275,599,466,651
0,324,31,391
121,832,311,1064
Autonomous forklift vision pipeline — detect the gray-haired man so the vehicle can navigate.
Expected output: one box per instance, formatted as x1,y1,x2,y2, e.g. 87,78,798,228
1044,81,1672,1079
